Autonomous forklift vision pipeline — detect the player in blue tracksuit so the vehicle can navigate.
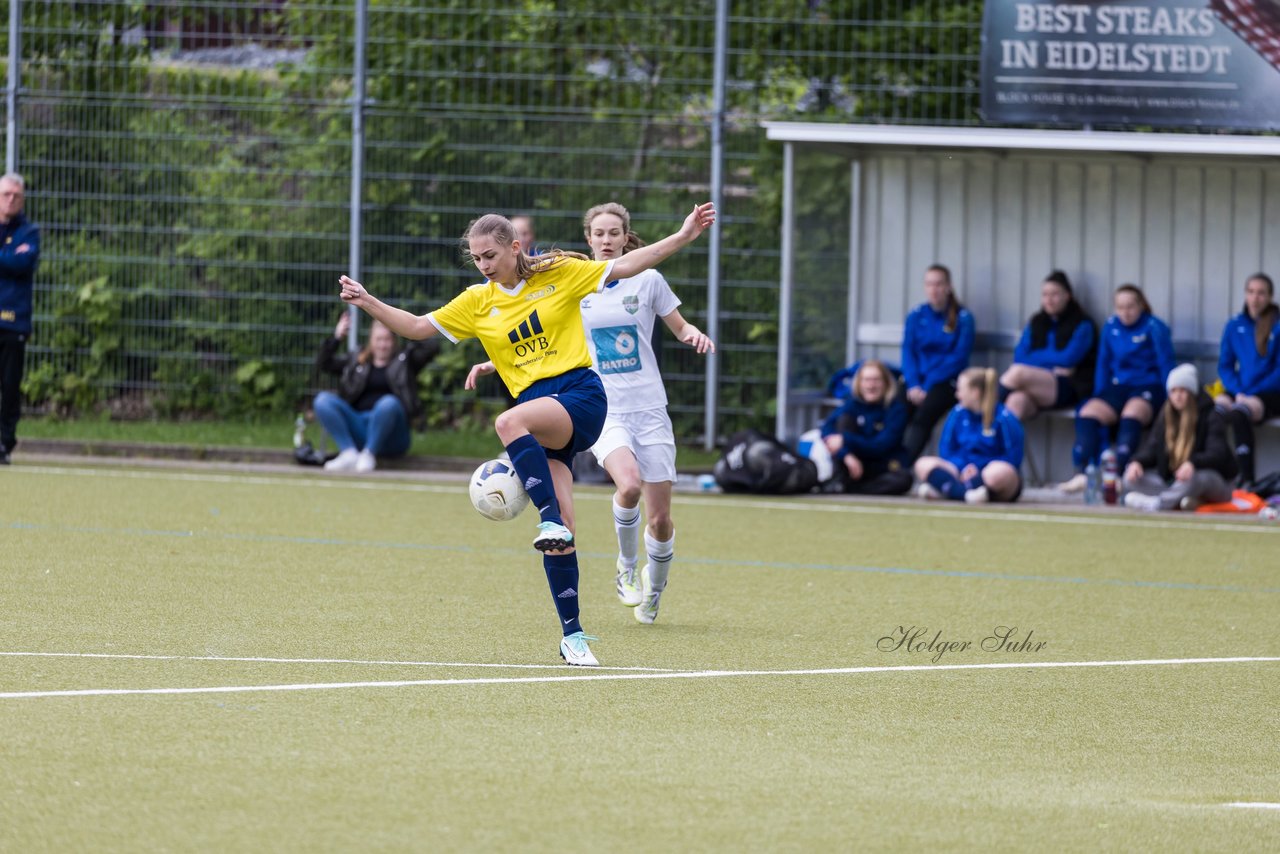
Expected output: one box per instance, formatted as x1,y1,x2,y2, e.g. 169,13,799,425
914,367,1024,503
820,359,912,495
1061,284,1175,492
900,264,975,461
0,173,40,464
1215,273,1279,485
999,271,1097,421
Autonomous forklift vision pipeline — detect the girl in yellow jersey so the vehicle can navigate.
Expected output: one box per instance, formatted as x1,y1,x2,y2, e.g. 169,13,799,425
338,204,715,666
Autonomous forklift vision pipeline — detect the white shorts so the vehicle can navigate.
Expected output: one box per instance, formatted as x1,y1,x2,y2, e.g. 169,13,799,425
590,408,677,483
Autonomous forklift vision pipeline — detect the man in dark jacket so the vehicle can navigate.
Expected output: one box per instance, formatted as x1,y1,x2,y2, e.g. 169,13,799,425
0,173,39,465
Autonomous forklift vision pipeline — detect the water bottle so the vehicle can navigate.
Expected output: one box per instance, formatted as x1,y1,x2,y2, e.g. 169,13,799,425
293,413,307,449
1084,462,1101,505
1100,448,1119,505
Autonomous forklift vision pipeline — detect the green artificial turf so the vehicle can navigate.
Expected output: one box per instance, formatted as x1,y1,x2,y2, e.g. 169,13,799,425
2,462,1277,851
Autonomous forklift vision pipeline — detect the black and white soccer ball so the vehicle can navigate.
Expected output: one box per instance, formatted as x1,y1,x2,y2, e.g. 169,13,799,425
469,459,531,522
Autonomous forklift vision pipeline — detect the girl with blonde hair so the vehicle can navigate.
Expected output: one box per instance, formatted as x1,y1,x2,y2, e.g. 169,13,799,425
913,367,1024,503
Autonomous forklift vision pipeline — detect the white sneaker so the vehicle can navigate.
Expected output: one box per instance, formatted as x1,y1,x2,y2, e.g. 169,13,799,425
916,482,943,500
634,565,662,625
355,449,376,472
616,559,641,607
533,520,574,552
324,449,360,471
964,485,990,504
1058,473,1088,493
559,631,599,666
1123,492,1162,512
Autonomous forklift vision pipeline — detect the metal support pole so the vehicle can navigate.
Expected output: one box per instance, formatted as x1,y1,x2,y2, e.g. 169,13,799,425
846,160,862,367
775,142,794,441
703,0,728,450
6,0,20,173
346,0,368,352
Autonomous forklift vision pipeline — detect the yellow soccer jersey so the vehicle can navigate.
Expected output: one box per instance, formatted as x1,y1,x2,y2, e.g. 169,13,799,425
428,256,614,397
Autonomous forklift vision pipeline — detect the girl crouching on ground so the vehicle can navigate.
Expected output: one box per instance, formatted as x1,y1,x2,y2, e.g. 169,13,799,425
914,367,1024,503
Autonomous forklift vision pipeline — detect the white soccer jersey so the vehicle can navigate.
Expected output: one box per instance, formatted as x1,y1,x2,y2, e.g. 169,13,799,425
580,268,680,414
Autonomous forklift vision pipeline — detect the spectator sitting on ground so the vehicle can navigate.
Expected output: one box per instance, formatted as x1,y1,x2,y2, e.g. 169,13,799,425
1215,272,1280,487
819,358,912,495
1123,363,1238,512
914,367,1024,504
314,311,440,472
900,264,976,461
999,270,1097,421
1060,283,1174,493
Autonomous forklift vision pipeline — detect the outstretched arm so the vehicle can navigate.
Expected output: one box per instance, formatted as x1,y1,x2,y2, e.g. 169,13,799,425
608,203,716,281
339,275,439,340
660,308,715,355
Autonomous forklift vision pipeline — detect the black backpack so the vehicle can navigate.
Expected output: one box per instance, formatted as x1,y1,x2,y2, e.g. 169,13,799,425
1250,470,1280,499
713,429,819,495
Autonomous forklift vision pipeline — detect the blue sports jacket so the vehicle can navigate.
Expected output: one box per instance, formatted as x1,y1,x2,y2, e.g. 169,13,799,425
938,403,1024,471
820,394,909,465
1218,310,1280,397
1094,312,1175,394
901,302,975,390
1013,319,1094,371
0,214,40,334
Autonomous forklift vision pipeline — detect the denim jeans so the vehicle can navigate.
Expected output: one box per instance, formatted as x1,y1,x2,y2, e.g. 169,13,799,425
313,391,411,457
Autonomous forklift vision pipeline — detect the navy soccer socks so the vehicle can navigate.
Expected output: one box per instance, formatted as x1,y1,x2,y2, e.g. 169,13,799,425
505,434,561,524
926,467,966,500
1073,416,1103,470
1115,417,1144,471
543,552,582,636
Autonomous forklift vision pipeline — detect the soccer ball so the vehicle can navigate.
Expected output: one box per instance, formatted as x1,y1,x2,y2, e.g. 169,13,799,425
469,459,531,522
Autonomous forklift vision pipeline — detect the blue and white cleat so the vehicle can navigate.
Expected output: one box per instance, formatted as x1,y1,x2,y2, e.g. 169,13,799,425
559,631,599,667
533,520,574,552
616,558,642,606
634,565,663,625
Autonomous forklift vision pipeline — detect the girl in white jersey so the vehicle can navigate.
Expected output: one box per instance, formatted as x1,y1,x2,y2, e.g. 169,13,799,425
582,202,714,624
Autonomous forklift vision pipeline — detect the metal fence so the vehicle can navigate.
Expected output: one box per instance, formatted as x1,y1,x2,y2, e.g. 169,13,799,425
3,0,982,438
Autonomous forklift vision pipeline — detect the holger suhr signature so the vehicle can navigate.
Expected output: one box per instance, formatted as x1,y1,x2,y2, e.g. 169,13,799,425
877,626,1047,663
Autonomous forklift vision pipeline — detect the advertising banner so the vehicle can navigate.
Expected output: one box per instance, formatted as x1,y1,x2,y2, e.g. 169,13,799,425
981,0,1280,129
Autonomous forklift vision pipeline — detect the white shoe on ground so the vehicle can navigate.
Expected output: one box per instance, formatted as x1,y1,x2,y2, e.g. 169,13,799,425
1058,473,1088,493
355,449,376,472
964,485,990,504
616,559,641,607
324,449,360,471
634,565,663,625
1123,492,1162,512
916,482,942,500
559,631,599,666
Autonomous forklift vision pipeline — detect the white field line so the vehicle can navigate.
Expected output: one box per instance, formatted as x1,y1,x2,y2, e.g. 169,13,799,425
1,656,1276,700
0,650,684,673
14,464,1279,535
1224,803,1280,809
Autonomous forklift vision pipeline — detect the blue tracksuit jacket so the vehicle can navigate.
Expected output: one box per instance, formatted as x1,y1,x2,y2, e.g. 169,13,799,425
820,394,909,466
1218,310,1280,396
1094,313,1175,395
901,303,975,390
0,213,39,334
938,403,1024,471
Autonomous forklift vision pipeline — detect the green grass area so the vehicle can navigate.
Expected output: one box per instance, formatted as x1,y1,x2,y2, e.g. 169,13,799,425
3,462,1278,850
18,415,724,468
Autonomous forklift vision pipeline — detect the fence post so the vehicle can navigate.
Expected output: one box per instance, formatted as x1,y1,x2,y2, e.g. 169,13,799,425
346,0,369,352
5,0,19,173
703,0,727,449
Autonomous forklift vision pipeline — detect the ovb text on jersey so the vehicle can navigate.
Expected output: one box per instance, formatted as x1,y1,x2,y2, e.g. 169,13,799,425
507,308,559,369
592,326,642,374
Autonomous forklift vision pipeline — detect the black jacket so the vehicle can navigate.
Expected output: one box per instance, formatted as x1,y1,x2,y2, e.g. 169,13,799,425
1131,393,1238,482
316,335,440,423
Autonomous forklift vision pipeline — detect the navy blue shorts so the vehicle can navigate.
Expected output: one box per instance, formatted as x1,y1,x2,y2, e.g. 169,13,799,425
516,367,608,467
1089,382,1165,415
1051,376,1080,410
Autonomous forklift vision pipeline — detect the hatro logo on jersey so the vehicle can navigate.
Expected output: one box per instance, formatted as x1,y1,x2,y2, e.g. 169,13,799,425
508,309,550,358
